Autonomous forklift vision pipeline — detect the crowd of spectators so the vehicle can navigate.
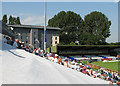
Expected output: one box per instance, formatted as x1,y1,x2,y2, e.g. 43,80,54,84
2,35,120,85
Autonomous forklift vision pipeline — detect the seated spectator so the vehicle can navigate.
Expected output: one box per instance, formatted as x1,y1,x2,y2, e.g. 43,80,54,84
36,48,40,55
3,36,7,43
82,68,88,75
24,46,29,51
29,47,33,53
64,59,68,67
6,37,11,44
116,81,120,85
58,56,62,64
18,41,22,49
67,59,72,69
75,63,80,71
92,70,97,78
39,50,44,57
10,38,15,46
28,44,33,53
44,51,47,58
21,42,25,49
13,39,19,48
33,48,37,54
53,54,58,63
47,52,50,58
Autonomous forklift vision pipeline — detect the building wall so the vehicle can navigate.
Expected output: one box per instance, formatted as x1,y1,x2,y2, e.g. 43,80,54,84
46,30,59,48
52,36,59,46
38,29,59,49
13,27,31,46
38,29,44,49
12,26,60,49
31,29,39,48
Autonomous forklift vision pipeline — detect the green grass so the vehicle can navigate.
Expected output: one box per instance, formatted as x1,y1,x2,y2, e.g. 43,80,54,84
77,61,98,71
51,46,57,53
82,61,87,65
47,48,50,52
77,61,87,65
91,61,120,72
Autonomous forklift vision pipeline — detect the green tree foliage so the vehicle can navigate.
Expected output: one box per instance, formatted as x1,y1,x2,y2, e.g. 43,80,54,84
9,15,12,24
48,11,83,44
16,17,21,25
11,17,17,25
109,42,120,45
84,11,111,45
9,15,21,25
70,42,76,45
2,14,7,24
48,11,111,45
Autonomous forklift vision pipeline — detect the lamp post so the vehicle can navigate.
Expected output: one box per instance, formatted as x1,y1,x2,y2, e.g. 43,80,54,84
44,0,47,52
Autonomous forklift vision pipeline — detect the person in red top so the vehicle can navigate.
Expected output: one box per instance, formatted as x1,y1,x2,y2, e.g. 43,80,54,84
58,56,62,64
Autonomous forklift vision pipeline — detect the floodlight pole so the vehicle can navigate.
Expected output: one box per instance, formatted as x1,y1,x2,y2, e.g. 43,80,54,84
44,0,47,52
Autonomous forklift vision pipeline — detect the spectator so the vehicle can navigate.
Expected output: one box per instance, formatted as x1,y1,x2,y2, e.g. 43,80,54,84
10,38,15,46
6,37,11,44
33,48,37,54
21,42,25,49
13,39,19,48
3,36,7,43
54,54,58,63
36,48,40,55
18,41,22,49
58,56,62,64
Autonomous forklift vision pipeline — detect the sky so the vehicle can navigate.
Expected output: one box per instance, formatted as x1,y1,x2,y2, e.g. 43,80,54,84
1,1,119,43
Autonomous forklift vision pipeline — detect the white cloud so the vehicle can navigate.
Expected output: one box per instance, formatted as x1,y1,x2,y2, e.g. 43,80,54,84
18,13,47,25
22,16,44,25
114,0,119,2
21,15,50,26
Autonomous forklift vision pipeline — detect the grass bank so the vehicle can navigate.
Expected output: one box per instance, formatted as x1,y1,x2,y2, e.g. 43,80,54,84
91,61,120,72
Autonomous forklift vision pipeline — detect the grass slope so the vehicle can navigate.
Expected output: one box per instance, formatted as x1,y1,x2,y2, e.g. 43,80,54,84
91,61,120,72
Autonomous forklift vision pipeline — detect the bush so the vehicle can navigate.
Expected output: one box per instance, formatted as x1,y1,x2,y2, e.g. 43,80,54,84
70,42,76,45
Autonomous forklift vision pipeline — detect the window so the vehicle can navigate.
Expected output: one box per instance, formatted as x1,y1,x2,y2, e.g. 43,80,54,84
55,37,57,40
21,36,22,39
26,36,28,40
34,32,36,37
34,41,36,44
55,41,57,44
34,37,36,41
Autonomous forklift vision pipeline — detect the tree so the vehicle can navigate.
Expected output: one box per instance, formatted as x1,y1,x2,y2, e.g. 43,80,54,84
9,15,12,24
84,11,111,44
16,17,21,25
70,41,76,45
48,11,83,44
11,17,17,25
2,14,7,24
9,16,21,25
